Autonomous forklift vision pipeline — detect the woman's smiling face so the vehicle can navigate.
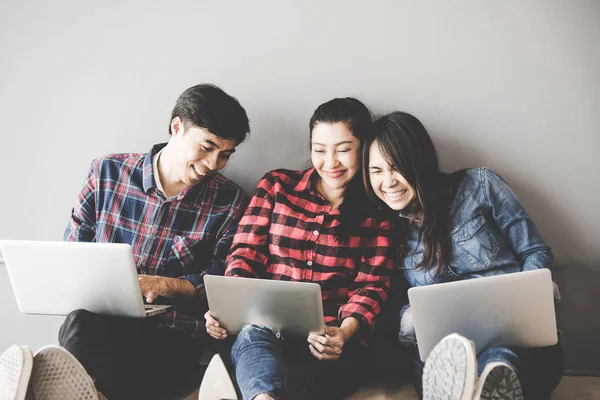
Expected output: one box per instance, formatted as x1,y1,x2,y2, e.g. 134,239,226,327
367,140,416,211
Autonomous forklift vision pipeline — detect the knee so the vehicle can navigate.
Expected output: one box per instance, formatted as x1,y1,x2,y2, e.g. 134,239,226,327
231,325,283,359
58,309,95,346
63,309,95,331
240,325,282,343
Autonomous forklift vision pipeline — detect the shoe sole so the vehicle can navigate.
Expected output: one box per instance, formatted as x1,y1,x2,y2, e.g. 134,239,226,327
477,363,524,400
422,333,477,400
29,345,99,400
0,345,33,400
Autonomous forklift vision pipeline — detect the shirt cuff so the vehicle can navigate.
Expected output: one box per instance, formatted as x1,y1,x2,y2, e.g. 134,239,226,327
184,274,206,297
339,307,371,335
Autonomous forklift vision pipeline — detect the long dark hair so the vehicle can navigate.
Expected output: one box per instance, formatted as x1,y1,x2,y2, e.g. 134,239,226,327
362,112,455,275
309,97,372,242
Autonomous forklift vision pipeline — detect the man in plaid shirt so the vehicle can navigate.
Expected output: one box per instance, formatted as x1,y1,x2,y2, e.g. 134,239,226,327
57,84,250,399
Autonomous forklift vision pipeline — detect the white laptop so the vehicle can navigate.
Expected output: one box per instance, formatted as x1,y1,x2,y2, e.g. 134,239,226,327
0,240,171,318
204,275,325,337
408,269,558,362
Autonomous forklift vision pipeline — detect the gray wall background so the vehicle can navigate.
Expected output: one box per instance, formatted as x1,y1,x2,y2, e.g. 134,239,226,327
1,0,598,373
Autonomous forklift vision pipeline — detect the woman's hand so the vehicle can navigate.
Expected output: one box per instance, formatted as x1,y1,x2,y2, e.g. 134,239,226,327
307,326,347,360
307,317,360,361
204,311,228,339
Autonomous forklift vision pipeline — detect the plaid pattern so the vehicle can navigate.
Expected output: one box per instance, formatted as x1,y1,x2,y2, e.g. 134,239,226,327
64,143,249,337
226,168,394,345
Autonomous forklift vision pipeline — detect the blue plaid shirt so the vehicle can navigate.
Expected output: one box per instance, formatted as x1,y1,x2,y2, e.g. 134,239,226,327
64,143,249,336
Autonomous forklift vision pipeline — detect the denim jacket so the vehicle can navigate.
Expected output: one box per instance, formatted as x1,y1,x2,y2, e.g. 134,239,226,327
396,168,558,345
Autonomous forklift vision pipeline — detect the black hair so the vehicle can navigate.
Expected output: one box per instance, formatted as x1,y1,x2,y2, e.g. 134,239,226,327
169,84,250,144
362,112,456,275
309,97,373,242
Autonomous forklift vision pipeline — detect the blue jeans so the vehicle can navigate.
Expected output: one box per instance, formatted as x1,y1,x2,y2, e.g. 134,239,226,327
231,325,370,400
412,340,564,399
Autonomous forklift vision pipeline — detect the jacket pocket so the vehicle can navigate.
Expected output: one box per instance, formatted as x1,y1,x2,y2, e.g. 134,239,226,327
170,234,214,274
396,250,423,270
451,214,499,272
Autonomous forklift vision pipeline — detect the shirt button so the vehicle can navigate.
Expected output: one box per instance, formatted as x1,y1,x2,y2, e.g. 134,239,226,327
312,230,319,236
307,261,313,266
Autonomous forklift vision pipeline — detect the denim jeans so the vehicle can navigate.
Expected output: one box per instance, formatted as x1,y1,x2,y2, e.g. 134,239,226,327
412,340,564,399
231,325,370,400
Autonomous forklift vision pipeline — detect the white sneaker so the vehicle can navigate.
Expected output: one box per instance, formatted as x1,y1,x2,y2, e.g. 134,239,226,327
28,345,101,400
0,345,33,400
422,333,477,400
474,362,523,400
198,354,237,400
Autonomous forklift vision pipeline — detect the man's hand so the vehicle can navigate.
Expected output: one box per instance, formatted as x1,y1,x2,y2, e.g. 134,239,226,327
138,275,196,303
204,311,228,339
138,275,166,303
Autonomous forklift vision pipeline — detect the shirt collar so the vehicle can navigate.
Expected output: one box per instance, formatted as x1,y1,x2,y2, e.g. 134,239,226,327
143,143,168,193
293,168,340,214
293,168,320,196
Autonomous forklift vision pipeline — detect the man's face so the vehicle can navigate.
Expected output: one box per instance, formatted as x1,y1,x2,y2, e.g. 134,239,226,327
170,117,237,185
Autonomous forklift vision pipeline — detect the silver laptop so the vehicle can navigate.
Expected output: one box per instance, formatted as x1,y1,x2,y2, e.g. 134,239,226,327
0,240,171,318
204,275,325,337
408,269,558,362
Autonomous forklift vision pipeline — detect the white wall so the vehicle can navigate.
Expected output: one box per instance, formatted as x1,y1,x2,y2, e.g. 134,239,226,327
1,0,599,370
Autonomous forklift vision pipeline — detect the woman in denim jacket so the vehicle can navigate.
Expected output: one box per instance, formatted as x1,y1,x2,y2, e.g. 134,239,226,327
363,111,564,400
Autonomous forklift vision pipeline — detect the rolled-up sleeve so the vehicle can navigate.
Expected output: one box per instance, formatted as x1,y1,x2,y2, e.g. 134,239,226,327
64,160,98,243
225,173,275,278
183,191,249,295
338,220,395,334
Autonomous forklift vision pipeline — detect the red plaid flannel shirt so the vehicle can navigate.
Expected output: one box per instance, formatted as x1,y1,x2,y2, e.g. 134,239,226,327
225,168,394,345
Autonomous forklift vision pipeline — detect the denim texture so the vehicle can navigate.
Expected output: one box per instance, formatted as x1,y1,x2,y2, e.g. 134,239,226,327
231,325,286,400
231,324,371,400
396,168,558,344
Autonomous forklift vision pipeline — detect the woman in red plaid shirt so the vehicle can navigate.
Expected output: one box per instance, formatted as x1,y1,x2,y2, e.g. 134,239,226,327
204,98,395,400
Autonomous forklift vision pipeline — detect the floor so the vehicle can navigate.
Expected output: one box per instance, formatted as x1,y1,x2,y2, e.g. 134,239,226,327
185,375,600,399
346,376,600,399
